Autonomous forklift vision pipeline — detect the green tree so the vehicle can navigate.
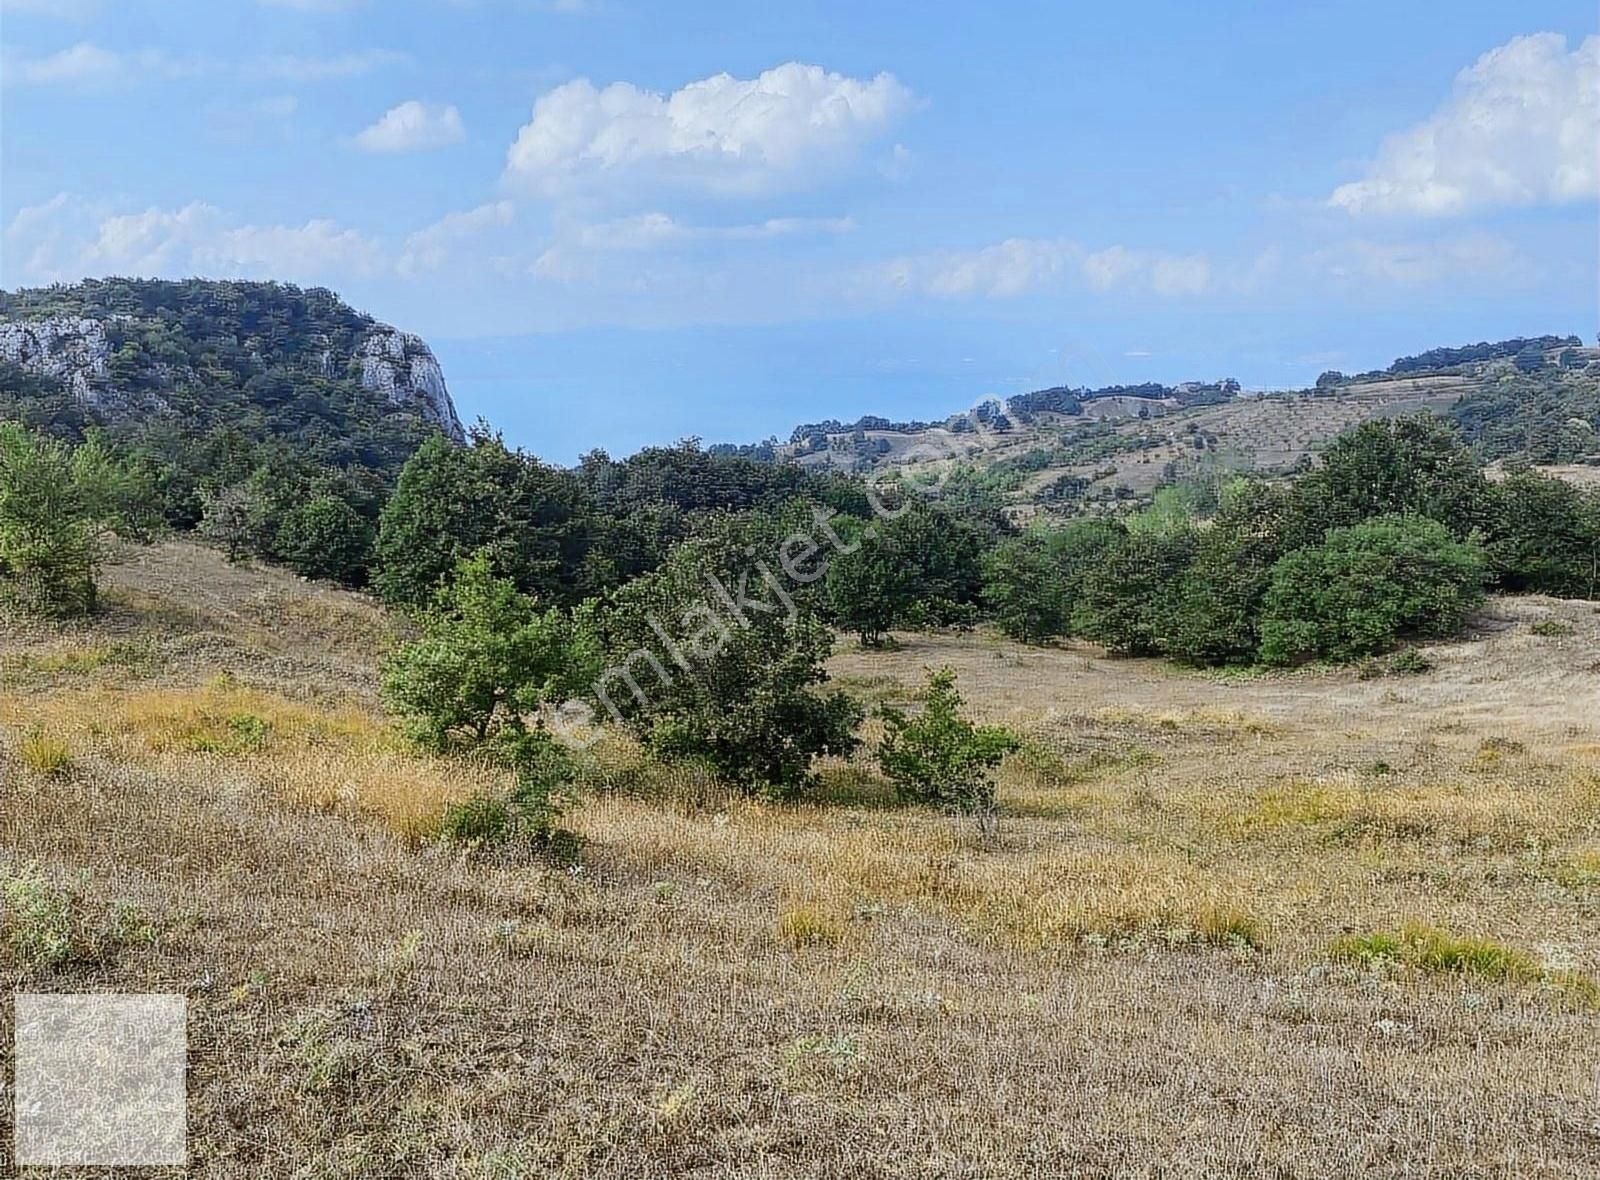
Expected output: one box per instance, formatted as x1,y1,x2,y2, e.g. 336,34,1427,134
877,668,1019,833
381,553,599,750
1293,416,1493,540
0,425,142,616
1485,471,1600,599
1163,481,1294,665
1075,526,1198,655
1257,516,1487,666
277,494,374,584
374,430,591,608
887,504,988,628
595,528,862,794
825,521,916,646
197,482,266,563
983,531,1069,644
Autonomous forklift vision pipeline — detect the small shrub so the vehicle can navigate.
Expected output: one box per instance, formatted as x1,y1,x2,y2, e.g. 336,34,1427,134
1474,735,1525,767
1387,648,1434,675
438,733,580,858
1553,850,1600,889
17,730,71,775
877,668,1020,833
1530,618,1574,638
0,866,159,971
199,712,273,755
439,796,514,844
1330,931,1405,967
1,867,75,967
1403,925,1542,980
1193,905,1265,950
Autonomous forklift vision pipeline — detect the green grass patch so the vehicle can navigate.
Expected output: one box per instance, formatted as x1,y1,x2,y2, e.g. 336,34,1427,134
1332,923,1545,984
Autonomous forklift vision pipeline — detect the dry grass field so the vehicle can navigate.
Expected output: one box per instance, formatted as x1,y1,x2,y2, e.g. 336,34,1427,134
4,541,1600,1177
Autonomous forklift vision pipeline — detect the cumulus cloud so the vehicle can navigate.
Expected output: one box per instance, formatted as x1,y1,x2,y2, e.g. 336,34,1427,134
355,101,466,153
504,62,915,197
860,237,1213,300
3,195,384,287
397,201,515,276
1329,32,1599,216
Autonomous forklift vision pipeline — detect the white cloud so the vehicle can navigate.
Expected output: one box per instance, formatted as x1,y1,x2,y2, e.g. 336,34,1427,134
5,42,125,85
2,43,403,87
204,94,300,145
530,212,854,283
504,62,915,197
574,211,852,250
398,201,515,276
257,0,364,10
355,100,466,153
247,49,407,82
3,195,384,287
0,0,99,19
1149,253,1212,296
860,237,1214,300
1330,32,1600,216
1309,234,1531,286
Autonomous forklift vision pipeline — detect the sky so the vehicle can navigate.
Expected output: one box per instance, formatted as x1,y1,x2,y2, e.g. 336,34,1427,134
1,0,1596,462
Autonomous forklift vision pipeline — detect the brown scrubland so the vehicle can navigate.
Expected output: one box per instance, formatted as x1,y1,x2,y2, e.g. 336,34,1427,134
3,540,1599,1177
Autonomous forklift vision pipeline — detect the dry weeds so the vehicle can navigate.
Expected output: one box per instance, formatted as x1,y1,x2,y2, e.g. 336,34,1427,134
1,542,1598,1177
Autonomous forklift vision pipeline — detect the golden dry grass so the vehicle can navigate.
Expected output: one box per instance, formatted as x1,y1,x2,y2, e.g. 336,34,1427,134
2,541,1600,1177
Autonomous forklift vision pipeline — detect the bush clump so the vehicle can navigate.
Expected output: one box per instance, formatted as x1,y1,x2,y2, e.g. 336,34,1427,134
1258,516,1487,665
877,668,1019,833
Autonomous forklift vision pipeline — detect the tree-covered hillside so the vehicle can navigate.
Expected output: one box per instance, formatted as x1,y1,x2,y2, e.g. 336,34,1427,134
0,278,461,481
0,279,471,564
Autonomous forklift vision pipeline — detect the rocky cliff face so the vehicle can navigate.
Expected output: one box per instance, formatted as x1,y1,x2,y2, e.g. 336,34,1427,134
0,316,117,404
355,328,466,442
0,310,466,444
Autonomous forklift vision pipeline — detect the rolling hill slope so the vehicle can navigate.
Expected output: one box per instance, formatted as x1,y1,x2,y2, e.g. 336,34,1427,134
778,336,1599,514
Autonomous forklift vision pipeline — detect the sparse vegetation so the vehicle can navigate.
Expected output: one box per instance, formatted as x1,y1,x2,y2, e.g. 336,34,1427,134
2,539,1599,1174
1331,923,1551,984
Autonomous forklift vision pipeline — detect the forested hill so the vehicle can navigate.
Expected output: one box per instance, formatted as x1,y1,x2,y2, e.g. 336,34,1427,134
0,277,465,459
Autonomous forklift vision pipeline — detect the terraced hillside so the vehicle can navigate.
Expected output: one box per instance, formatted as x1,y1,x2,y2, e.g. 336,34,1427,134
784,340,1599,515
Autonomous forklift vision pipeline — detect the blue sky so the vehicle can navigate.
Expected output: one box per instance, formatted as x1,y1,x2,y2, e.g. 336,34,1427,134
1,0,1595,461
